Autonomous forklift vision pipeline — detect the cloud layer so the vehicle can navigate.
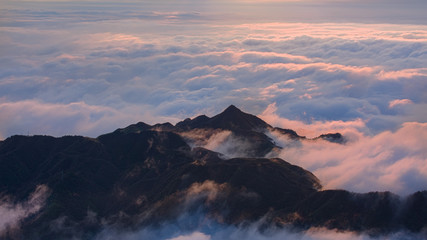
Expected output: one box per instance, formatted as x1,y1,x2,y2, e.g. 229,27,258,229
262,104,427,195
1,14,427,138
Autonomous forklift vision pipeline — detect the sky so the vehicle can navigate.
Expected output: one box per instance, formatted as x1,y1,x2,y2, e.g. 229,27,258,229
1,0,427,191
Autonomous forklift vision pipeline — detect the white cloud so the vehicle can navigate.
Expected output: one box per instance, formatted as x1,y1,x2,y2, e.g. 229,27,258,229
167,232,211,240
264,106,427,195
0,185,50,235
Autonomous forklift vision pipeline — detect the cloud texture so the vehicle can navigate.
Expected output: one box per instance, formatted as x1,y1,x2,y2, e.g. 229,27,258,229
262,104,427,195
0,185,50,235
1,6,427,138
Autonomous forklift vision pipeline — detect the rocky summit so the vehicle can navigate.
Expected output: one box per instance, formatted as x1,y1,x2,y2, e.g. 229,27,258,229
0,106,426,240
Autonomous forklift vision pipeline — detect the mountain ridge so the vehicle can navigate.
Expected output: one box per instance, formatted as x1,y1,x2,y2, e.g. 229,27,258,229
115,105,343,146
0,105,426,239
175,105,271,132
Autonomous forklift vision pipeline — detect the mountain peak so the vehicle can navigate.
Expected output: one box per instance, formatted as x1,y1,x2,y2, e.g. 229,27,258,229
223,104,241,114
175,105,270,131
209,105,270,131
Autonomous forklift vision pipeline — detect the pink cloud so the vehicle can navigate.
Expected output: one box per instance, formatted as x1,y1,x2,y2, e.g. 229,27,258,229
260,103,427,195
388,99,413,108
238,51,312,63
377,68,427,80
259,103,367,138
254,62,375,76
232,22,427,42
260,84,294,98
298,93,312,99
77,33,147,49
316,122,427,195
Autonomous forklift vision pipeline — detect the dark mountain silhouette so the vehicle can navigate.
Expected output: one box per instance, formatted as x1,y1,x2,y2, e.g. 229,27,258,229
314,133,346,143
0,105,425,239
176,105,270,131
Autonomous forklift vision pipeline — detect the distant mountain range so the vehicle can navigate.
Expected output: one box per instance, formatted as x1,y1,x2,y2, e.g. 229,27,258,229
0,105,426,239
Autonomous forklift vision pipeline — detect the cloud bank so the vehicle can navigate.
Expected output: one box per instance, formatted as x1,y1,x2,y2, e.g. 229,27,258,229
262,104,427,195
1,7,426,138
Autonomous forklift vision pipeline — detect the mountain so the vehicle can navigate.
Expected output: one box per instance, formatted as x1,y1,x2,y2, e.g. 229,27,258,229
176,105,271,131
0,105,425,239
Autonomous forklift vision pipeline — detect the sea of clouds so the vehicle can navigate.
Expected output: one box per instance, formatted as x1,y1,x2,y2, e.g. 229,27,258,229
1,1,427,238
1,1,427,139
1,0,427,194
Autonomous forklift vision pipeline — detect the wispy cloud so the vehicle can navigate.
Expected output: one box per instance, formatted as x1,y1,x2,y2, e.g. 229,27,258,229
389,99,413,108
0,185,50,235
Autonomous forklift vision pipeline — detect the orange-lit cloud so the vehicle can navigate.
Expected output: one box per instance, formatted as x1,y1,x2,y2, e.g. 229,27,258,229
377,68,427,80
389,99,413,108
261,103,427,195
259,103,366,138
